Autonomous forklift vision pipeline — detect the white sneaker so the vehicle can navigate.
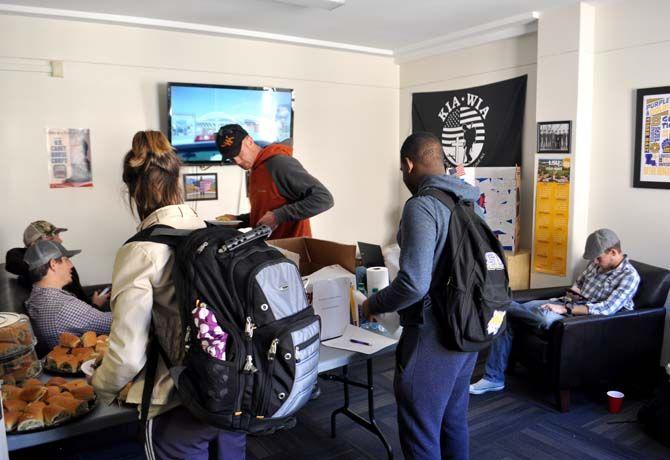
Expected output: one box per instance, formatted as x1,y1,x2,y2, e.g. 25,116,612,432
469,378,505,395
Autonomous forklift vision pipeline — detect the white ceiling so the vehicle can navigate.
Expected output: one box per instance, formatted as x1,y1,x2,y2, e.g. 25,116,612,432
3,0,581,51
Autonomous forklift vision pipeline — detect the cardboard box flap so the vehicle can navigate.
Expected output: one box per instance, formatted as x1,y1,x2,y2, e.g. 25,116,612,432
269,237,356,275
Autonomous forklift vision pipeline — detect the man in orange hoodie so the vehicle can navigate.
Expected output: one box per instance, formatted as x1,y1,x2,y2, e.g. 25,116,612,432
215,124,334,239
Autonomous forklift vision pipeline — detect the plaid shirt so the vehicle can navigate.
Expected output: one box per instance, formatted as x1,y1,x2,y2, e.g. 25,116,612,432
575,256,640,316
25,286,112,349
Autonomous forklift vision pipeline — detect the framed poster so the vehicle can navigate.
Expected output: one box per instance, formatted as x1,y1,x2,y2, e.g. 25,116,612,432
537,121,571,153
183,173,218,201
633,86,670,189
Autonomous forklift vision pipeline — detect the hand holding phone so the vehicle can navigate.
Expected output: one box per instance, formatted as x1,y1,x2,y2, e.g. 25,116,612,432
566,288,586,301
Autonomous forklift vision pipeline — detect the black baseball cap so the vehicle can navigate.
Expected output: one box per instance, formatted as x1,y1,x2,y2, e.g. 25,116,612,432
216,124,249,160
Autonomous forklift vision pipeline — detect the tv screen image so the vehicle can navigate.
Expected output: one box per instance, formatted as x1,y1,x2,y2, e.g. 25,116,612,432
168,83,293,164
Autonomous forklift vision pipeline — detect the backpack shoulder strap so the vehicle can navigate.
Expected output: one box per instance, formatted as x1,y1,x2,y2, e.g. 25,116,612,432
124,224,193,247
416,187,459,210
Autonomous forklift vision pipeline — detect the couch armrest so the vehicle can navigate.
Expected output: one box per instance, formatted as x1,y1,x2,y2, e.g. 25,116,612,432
512,286,570,303
550,307,666,387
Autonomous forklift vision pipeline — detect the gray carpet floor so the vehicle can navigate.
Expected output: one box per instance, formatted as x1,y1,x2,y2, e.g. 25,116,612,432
11,353,670,460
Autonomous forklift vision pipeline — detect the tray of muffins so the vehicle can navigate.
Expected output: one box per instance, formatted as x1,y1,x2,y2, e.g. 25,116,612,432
42,332,109,376
3,377,96,434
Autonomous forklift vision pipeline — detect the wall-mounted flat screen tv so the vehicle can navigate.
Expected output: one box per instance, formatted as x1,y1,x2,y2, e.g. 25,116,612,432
167,82,293,164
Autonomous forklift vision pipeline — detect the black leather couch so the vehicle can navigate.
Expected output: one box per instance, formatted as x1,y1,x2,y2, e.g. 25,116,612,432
0,263,30,315
509,260,670,412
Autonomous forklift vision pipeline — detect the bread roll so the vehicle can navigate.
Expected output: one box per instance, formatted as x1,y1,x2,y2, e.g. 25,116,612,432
0,342,22,357
70,385,95,402
23,378,43,388
47,396,87,416
2,384,22,401
81,331,97,348
26,401,46,411
59,355,82,373
51,346,70,355
3,399,27,412
58,332,81,348
4,410,20,431
46,376,68,387
71,347,95,361
62,379,87,391
44,404,70,426
19,385,47,403
17,404,45,431
44,385,62,399
95,342,108,354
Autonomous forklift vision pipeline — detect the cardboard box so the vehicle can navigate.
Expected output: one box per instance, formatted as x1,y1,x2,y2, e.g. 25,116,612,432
270,237,357,339
268,237,356,276
505,249,530,291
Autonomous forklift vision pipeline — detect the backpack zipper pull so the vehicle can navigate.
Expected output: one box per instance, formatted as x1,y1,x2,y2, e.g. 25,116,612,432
295,345,301,363
244,317,256,338
243,355,258,373
268,338,279,361
196,242,209,254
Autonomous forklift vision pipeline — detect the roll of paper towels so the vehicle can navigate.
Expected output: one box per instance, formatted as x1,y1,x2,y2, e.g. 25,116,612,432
366,267,389,294
366,267,402,339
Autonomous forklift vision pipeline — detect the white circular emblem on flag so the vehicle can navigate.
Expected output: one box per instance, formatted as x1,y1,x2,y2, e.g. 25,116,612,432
441,105,486,166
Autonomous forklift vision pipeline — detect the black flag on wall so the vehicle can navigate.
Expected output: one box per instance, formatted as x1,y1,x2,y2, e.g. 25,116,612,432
412,75,527,167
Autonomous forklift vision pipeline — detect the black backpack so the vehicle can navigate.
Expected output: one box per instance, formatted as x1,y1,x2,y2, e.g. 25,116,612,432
419,188,512,352
127,224,320,435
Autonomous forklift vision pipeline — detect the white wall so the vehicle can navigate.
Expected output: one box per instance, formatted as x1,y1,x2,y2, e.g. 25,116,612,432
399,34,538,249
0,15,399,284
589,0,670,268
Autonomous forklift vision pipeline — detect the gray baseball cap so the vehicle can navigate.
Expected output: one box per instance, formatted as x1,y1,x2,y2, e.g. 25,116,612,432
23,240,81,270
583,228,620,260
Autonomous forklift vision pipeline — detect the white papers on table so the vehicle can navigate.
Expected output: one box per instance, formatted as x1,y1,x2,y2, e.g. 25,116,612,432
322,324,397,355
313,277,351,340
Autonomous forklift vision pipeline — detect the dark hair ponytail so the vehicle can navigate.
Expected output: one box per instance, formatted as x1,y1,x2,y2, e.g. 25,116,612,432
122,131,183,221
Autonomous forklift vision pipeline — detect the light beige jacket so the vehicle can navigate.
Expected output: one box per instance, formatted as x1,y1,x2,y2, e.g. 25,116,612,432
92,204,205,418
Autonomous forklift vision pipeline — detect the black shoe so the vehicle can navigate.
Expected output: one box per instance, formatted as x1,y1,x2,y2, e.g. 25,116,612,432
310,384,322,400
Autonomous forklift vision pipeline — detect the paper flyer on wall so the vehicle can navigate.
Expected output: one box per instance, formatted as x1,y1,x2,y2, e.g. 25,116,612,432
533,157,570,276
46,128,93,188
462,166,521,253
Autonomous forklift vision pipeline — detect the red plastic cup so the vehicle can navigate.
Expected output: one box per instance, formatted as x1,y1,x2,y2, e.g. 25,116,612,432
607,390,624,413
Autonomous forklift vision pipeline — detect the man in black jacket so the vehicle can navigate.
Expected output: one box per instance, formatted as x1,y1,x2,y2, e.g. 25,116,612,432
5,220,108,307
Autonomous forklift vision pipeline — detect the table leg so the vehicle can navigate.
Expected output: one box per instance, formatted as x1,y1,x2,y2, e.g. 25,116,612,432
319,359,393,460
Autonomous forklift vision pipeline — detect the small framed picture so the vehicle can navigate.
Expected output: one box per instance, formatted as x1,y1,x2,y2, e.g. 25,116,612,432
183,173,218,201
633,86,670,189
537,121,571,153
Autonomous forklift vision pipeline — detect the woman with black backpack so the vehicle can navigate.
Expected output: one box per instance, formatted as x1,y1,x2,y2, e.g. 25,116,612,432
91,130,246,459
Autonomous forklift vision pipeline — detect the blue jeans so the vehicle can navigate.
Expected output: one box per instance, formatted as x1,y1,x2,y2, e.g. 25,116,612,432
483,300,564,385
395,311,477,460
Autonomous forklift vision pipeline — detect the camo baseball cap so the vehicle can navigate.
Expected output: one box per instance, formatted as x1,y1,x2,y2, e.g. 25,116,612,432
23,220,68,247
215,124,249,160
23,240,81,270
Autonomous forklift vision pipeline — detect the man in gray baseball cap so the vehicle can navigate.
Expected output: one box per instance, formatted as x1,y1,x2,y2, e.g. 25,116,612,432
470,228,640,395
583,228,620,261
24,240,112,350
24,240,81,271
